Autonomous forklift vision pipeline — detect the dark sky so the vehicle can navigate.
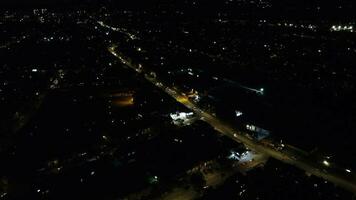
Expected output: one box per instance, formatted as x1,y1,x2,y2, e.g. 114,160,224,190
0,0,167,8
0,0,173,10
2,0,356,20
0,0,103,7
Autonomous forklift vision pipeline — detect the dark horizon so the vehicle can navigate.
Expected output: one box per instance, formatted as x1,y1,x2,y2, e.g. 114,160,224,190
2,0,356,21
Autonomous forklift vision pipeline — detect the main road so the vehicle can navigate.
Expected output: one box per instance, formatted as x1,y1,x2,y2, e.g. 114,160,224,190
108,45,356,194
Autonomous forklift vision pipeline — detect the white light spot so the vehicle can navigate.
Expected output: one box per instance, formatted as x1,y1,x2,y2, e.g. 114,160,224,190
323,160,330,166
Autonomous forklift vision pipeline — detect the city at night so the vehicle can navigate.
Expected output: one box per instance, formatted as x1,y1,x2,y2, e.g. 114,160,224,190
1,0,356,199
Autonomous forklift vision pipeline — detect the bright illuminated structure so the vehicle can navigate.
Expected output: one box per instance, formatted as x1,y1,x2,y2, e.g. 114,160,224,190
170,112,195,126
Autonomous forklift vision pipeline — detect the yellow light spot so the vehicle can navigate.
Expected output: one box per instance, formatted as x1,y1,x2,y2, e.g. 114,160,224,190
110,92,135,107
177,96,188,103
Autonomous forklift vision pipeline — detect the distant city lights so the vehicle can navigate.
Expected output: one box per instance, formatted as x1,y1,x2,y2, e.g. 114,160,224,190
331,25,354,32
235,110,243,117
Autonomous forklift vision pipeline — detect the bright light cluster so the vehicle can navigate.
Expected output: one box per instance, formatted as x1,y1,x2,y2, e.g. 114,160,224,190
330,25,354,32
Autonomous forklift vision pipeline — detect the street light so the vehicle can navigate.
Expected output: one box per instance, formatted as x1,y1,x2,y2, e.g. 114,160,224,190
260,88,264,95
323,160,330,167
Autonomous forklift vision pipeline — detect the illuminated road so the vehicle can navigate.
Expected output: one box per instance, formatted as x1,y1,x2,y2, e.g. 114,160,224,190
97,21,138,40
108,45,356,194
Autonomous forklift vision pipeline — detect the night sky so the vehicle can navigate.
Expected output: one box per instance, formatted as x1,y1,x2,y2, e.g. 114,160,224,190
0,0,97,7
0,0,162,7
2,0,356,20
